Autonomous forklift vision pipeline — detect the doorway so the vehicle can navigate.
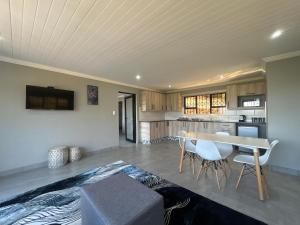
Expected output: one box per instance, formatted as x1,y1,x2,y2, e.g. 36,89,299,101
118,92,136,144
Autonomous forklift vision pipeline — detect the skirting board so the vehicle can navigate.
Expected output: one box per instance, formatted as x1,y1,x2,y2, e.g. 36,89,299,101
270,165,300,176
0,146,120,177
0,161,48,177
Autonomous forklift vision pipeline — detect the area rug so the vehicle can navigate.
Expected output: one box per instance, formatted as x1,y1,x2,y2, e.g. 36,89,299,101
0,161,266,225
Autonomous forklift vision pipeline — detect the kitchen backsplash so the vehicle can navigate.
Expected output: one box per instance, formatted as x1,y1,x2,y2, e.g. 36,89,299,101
164,108,266,122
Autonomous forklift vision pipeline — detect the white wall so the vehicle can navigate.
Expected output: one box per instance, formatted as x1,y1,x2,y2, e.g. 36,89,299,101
0,61,140,173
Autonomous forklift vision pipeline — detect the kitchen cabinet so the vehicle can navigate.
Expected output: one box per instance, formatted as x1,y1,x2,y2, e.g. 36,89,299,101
140,121,167,144
140,91,166,112
213,122,236,135
166,93,182,112
140,121,236,144
226,84,238,110
226,81,266,109
237,81,266,96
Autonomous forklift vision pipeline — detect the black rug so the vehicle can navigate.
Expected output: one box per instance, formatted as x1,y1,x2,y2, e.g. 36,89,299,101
0,161,266,225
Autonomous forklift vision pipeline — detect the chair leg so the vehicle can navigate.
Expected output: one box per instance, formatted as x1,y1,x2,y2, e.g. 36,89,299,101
214,168,221,190
220,161,228,178
191,155,195,175
197,160,205,180
225,159,231,173
236,164,246,189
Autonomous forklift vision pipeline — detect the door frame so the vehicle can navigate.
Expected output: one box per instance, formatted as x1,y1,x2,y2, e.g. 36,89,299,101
118,101,123,131
119,92,136,143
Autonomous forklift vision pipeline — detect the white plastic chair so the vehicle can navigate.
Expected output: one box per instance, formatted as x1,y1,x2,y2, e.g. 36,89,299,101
234,139,279,189
178,137,197,174
195,139,227,190
215,132,233,159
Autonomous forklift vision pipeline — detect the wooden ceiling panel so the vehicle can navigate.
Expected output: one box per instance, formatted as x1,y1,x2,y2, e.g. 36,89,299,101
0,0,300,89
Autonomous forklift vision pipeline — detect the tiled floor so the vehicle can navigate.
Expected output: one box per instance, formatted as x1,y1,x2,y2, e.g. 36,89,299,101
0,140,300,225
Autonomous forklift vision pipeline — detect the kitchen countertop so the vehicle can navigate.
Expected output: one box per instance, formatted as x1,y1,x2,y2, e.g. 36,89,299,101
237,122,267,126
139,120,237,123
139,120,267,125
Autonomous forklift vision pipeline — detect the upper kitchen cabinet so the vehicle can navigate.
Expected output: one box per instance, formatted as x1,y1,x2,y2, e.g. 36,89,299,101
226,84,238,110
226,80,266,109
166,93,182,112
237,80,266,96
140,91,166,112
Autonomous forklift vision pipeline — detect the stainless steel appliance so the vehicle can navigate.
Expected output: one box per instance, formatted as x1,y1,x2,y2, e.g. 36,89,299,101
237,125,259,153
238,95,265,108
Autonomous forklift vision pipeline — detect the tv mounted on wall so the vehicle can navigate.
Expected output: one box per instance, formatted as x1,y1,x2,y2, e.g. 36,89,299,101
26,85,74,110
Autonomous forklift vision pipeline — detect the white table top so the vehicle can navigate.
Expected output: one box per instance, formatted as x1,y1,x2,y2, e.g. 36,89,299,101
176,131,271,150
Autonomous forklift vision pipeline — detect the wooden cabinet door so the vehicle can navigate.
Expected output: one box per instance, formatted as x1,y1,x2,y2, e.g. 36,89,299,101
237,83,250,96
149,122,155,140
194,122,200,133
150,92,157,111
237,81,266,96
160,94,166,111
226,85,238,109
166,94,171,111
173,93,182,112
165,121,169,137
206,122,215,134
254,81,266,95
159,121,165,138
216,123,236,136
140,91,147,112
166,93,182,112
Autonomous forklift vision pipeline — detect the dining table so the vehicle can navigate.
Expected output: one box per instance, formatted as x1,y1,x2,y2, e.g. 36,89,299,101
176,131,271,201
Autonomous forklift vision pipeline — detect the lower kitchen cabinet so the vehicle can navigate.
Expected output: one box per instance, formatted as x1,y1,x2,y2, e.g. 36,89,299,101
139,121,167,144
139,121,236,144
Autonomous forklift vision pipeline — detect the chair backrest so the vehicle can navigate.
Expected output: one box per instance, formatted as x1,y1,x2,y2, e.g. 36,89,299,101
178,135,196,153
260,139,279,165
215,131,233,152
195,139,222,161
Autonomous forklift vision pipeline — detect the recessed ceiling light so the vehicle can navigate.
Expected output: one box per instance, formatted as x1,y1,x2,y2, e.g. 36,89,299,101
220,75,224,79
135,74,141,80
270,30,283,39
168,85,172,88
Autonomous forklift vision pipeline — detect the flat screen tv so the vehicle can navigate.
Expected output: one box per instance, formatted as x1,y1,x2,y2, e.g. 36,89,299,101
26,85,74,110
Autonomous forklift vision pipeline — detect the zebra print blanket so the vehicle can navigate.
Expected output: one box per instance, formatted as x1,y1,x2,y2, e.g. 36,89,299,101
0,161,266,225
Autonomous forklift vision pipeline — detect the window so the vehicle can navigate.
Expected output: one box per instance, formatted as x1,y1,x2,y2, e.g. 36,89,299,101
184,92,226,114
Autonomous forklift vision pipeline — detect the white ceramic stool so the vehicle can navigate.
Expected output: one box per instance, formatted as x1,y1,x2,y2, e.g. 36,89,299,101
48,146,69,169
69,147,81,162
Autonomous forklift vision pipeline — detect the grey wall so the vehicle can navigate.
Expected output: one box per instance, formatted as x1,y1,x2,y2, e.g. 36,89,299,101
0,61,140,173
266,56,300,174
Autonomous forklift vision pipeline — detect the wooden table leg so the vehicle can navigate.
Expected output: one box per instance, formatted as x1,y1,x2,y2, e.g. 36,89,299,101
254,148,265,201
179,139,186,173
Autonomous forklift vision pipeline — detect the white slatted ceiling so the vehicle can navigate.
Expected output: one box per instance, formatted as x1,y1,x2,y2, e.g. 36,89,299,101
0,0,300,90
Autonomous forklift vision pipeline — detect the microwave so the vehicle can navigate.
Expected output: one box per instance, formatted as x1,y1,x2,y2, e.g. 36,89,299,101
238,95,265,108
